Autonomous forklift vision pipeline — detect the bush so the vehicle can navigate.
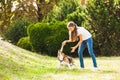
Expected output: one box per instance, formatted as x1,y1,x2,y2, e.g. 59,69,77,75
28,21,77,56
17,37,32,51
45,21,68,56
27,22,51,53
4,18,32,44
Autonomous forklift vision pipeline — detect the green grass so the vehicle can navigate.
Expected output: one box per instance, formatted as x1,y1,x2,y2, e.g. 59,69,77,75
0,38,120,80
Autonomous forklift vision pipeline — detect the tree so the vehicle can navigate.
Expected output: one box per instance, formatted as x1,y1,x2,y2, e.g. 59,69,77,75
85,0,120,56
0,0,38,33
44,0,79,22
36,0,60,21
0,0,13,33
0,0,60,33
12,0,38,22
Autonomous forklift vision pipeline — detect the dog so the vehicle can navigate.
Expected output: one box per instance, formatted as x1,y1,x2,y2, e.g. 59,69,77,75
57,50,76,69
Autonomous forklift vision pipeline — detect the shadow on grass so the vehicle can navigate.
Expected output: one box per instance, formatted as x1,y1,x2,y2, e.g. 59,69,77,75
98,69,118,73
49,68,92,74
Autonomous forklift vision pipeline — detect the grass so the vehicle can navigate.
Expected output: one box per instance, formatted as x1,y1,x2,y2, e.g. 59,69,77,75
0,38,120,80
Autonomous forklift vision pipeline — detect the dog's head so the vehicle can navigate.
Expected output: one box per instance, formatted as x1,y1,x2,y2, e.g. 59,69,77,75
57,50,65,61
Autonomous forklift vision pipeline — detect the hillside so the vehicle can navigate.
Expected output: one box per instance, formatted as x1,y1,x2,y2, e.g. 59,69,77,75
0,37,57,80
0,37,120,80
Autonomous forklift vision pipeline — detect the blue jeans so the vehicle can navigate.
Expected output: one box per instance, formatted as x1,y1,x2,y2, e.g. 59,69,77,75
78,37,97,68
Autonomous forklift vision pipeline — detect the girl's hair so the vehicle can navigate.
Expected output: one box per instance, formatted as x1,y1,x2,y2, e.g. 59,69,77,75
67,21,78,42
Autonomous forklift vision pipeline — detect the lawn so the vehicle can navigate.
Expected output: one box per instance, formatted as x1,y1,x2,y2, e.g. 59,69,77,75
0,38,120,80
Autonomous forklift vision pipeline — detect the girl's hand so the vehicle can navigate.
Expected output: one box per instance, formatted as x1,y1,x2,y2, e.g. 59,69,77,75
71,47,76,53
62,40,67,46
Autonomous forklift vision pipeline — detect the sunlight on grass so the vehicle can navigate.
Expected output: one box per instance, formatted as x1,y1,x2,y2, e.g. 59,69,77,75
1,52,120,80
0,39,120,80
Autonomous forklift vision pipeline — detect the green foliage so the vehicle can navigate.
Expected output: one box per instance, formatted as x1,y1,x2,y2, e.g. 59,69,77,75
85,0,120,56
67,6,86,26
44,0,79,22
3,18,32,44
37,0,60,21
28,21,77,56
45,21,68,56
27,22,51,53
17,37,32,51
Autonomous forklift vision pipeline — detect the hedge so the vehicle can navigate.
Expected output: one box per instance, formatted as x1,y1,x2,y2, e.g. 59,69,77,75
4,18,32,44
17,37,32,51
28,21,77,56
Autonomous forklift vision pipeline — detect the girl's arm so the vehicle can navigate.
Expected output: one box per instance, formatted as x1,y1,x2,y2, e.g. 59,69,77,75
71,34,83,52
74,34,83,48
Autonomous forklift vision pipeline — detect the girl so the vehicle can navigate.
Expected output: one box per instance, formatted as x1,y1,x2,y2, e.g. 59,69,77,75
62,21,97,69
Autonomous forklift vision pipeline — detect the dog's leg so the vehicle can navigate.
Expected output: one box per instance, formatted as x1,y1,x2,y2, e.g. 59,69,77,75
67,63,71,69
73,63,79,69
73,63,77,66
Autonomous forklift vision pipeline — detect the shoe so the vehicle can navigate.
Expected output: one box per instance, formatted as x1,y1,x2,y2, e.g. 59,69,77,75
92,67,98,71
80,67,86,70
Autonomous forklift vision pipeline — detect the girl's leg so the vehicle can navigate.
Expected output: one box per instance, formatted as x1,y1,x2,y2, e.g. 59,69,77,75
86,38,97,68
78,41,86,68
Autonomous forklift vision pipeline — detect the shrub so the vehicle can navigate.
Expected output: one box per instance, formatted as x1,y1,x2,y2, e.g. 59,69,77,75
45,21,68,56
27,22,51,53
28,21,77,56
17,37,32,51
4,18,32,44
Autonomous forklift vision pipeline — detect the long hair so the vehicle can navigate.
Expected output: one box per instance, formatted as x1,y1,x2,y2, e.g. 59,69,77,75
67,21,78,42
